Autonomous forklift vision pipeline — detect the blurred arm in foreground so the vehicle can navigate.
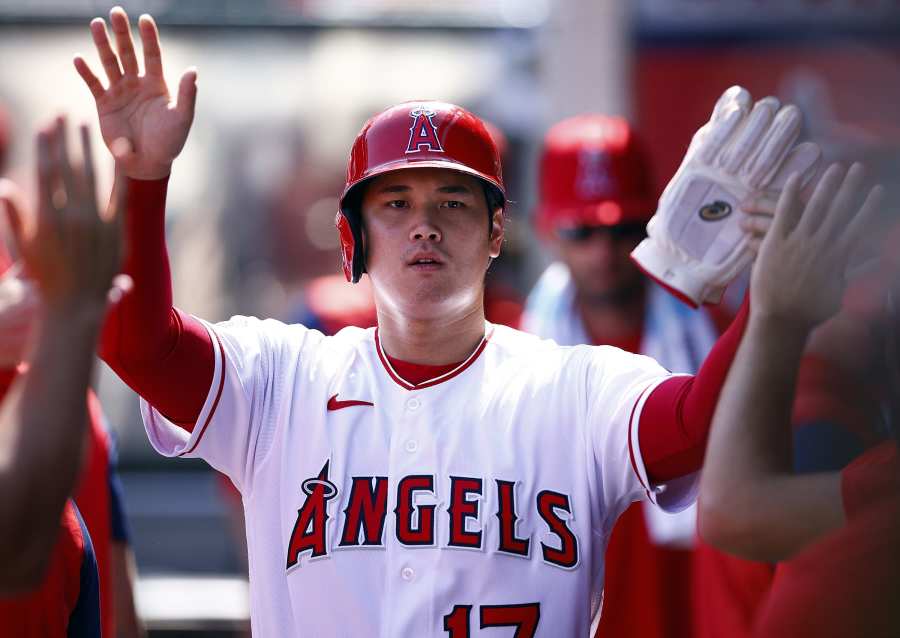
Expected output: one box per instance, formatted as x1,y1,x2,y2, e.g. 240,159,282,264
0,117,124,590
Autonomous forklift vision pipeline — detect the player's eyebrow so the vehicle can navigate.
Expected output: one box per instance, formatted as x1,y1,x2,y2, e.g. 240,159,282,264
374,184,474,195
376,184,411,194
436,185,474,195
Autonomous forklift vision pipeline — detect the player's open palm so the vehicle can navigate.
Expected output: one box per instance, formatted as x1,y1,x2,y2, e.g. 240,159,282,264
74,6,196,180
1,118,124,315
750,162,884,331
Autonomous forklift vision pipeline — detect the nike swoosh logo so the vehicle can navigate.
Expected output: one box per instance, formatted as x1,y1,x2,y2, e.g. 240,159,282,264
327,394,374,411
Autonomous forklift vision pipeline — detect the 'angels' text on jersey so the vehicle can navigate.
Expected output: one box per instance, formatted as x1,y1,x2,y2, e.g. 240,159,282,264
286,460,578,570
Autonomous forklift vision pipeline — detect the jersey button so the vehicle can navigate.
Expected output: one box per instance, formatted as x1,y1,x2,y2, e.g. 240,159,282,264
406,398,421,411
401,567,415,581
404,439,418,453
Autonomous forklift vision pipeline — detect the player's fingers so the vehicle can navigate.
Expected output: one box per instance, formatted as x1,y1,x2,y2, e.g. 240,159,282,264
741,105,801,189
90,18,123,83
745,236,765,260
109,6,140,76
739,193,778,217
820,162,866,239
711,86,751,122
36,126,60,237
740,213,774,237
698,103,746,164
78,124,99,220
139,14,164,77
766,142,822,191
841,184,885,265
798,163,846,236
176,69,198,123
719,96,780,173
73,56,106,99
771,172,804,238
54,116,78,208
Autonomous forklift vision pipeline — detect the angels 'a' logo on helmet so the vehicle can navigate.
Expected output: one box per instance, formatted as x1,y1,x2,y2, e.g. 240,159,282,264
576,147,613,200
406,107,445,154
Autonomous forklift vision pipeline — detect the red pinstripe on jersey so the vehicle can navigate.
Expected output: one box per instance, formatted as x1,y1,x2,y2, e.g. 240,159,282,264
180,327,227,456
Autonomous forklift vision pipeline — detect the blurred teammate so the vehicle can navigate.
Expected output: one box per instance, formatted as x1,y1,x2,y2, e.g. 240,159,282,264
699,164,896,637
74,8,835,635
0,116,123,636
522,114,723,638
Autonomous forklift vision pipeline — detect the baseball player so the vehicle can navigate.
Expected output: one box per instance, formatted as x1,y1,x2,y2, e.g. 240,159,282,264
0,116,124,636
76,8,825,636
522,114,723,638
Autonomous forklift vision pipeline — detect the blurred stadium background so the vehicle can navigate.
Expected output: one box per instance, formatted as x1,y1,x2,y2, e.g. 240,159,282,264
0,0,898,635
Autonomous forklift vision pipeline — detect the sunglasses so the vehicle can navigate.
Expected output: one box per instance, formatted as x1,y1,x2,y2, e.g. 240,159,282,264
556,223,646,242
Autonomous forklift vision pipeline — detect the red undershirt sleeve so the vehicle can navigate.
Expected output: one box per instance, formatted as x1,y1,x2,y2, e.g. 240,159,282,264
638,295,750,484
98,177,214,431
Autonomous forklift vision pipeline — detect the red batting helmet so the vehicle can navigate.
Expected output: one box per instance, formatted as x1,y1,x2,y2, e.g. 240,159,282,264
336,100,506,283
535,114,656,237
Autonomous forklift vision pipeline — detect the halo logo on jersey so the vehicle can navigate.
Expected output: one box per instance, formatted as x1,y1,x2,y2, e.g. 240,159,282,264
406,107,444,154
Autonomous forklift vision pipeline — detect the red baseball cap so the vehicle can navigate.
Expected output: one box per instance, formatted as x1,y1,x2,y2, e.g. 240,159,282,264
535,114,656,236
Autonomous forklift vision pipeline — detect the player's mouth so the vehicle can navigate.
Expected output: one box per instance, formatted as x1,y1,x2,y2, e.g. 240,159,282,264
406,251,445,271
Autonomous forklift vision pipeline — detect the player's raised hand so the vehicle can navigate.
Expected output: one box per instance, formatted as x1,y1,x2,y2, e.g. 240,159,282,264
0,117,125,316
73,6,196,180
749,162,884,331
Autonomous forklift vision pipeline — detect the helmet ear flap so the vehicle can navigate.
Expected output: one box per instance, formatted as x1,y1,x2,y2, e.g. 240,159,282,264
335,209,366,283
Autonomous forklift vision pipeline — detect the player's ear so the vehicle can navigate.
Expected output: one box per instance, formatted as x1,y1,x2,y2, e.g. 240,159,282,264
489,207,504,259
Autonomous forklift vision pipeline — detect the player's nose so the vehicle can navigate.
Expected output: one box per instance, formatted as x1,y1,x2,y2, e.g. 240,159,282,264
409,211,442,243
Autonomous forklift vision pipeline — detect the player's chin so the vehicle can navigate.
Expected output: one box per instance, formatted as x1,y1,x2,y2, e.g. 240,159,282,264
394,281,462,315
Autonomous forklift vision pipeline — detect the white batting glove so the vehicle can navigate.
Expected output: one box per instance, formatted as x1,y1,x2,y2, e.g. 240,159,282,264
631,86,822,306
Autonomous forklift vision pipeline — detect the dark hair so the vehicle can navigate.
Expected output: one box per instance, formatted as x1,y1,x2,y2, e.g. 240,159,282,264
484,184,506,236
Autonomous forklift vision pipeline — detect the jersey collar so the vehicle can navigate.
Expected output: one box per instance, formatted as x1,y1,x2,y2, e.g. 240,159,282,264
374,323,494,391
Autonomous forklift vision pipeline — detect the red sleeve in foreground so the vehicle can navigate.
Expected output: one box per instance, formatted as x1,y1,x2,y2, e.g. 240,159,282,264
638,296,750,484
99,178,213,430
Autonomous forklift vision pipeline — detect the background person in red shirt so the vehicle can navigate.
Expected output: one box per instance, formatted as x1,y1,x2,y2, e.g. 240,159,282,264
523,114,727,638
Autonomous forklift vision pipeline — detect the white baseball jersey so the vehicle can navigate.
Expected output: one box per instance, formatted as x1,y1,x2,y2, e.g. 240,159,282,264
142,317,697,637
